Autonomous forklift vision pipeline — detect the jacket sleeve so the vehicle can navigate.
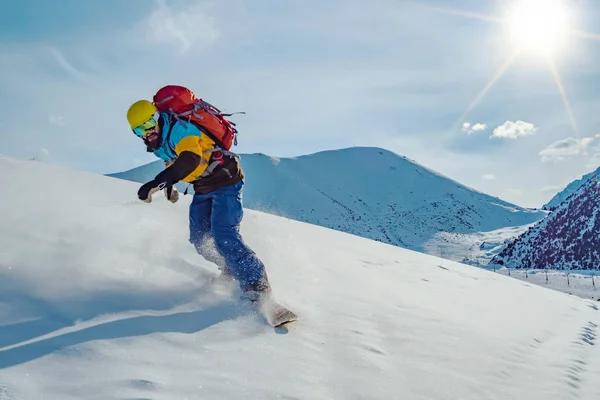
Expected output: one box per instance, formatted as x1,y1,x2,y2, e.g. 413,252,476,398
164,121,216,183
152,151,202,186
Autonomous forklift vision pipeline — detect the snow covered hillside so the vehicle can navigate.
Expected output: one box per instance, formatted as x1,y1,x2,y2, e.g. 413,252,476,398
423,223,536,267
544,167,600,211
1,155,599,400
490,172,600,271
108,146,545,262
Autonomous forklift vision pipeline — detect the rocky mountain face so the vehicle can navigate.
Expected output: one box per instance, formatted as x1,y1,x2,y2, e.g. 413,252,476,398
544,167,600,211
490,173,600,270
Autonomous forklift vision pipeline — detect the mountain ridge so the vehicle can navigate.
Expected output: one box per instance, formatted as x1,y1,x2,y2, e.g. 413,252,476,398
490,171,600,270
108,146,546,261
544,166,600,210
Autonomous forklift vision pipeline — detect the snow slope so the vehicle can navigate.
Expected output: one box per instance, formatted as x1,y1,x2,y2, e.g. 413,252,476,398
423,223,536,267
490,173,600,271
1,156,599,400
544,167,600,211
108,146,545,261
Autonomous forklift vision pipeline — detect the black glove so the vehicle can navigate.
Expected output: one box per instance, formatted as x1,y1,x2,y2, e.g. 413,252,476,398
138,151,200,203
138,180,164,203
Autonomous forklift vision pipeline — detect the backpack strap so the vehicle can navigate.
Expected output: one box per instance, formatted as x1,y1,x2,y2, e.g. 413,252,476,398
199,148,239,177
203,148,239,158
166,107,230,151
163,112,239,177
168,100,244,150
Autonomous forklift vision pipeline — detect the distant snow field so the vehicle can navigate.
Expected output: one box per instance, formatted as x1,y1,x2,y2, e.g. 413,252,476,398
1,156,599,399
423,224,535,266
426,226,600,301
493,268,600,302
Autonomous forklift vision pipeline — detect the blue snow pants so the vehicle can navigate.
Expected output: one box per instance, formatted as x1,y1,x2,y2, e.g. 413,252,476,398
188,180,269,291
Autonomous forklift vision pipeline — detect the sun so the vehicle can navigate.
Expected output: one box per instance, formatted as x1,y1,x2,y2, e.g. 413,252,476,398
505,0,571,56
428,0,591,137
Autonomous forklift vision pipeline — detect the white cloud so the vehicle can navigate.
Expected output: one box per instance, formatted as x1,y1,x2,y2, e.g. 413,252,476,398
482,174,496,180
462,122,487,134
138,0,219,53
538,135,600,162
471,123,487,132
492,120,537,139
588,138,600,160
542,184,566,195
49,115,65,126
41,148,50,155
48,47,86,80
508,188,522,196
587,147,600,169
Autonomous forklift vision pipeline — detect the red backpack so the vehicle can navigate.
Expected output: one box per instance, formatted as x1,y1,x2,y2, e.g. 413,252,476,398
152,85,242,150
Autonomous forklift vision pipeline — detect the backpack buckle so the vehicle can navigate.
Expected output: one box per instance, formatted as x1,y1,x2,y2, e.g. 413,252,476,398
212,150,224,165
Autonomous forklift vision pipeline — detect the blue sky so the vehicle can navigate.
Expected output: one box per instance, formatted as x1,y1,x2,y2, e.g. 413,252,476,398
1,0,600,207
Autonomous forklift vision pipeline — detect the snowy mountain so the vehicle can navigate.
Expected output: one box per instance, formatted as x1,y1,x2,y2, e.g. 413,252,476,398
544,167,600,210
1,155,599,399
490,172,600,270
423,224,538,267
108,146,545,262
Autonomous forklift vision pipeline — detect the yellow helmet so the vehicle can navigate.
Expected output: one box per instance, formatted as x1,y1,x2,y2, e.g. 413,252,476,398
127,100,157,129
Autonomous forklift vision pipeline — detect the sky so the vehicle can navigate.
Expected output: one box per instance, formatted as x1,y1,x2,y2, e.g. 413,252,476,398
1,0,600,208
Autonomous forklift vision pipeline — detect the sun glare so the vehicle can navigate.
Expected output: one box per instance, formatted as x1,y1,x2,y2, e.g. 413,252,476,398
506,0,571,56
430,0,589,137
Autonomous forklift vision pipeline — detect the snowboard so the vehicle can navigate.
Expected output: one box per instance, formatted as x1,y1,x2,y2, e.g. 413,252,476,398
209,272,298,328
244,294,298,328
260,299,298,328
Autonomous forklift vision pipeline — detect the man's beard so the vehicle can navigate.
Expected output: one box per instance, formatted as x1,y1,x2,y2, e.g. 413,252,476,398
143,131,161,151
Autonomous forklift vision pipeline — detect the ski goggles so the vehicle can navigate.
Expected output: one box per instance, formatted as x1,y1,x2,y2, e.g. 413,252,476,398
132,117,158,137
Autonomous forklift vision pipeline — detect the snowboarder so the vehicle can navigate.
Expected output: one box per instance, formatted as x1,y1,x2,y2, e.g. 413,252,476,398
126,90,271,302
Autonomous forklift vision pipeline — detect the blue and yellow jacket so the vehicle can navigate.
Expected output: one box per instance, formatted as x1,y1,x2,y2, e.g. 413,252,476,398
150,112,243,193
153,112,218,182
